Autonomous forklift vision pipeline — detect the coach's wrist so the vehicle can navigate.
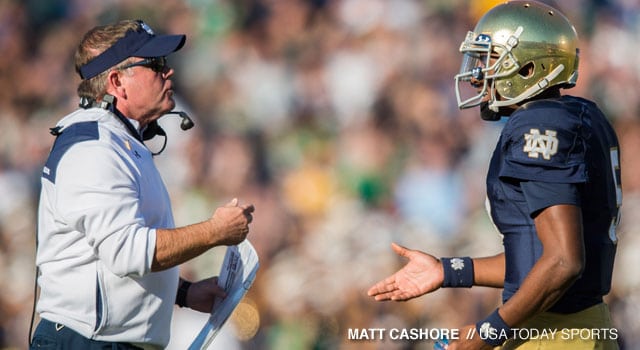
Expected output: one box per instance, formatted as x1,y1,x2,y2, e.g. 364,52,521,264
204,217,224,247
176,279,192,308
440,257,474,288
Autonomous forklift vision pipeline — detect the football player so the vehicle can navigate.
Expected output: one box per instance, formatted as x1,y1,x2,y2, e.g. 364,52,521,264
368,2,621,349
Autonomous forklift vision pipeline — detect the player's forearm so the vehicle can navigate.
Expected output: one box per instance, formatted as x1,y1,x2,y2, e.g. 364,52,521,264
472,253,505,288
152,220,219,271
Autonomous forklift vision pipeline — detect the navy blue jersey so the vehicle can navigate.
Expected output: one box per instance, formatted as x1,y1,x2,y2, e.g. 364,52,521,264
486,95,621,314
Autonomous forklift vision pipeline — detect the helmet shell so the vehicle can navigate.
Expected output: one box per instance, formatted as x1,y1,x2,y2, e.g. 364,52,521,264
474,1,579,100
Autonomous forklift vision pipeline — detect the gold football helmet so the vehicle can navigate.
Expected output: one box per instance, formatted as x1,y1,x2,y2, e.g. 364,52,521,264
454,1,579,114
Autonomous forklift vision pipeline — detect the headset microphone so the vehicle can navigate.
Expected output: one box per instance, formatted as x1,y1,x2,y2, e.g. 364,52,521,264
166,111,195,130
142,111,195,155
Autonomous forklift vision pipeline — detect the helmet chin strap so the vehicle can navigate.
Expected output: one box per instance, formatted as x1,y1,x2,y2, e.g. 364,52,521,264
489,64,565,111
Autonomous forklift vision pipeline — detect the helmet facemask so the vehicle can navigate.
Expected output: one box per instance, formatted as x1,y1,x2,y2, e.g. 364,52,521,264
455,27,524,111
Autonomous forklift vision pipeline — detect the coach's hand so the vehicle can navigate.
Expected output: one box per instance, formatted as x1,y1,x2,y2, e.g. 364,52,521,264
367,243,443,301
186,277,227,313
209,198,255,246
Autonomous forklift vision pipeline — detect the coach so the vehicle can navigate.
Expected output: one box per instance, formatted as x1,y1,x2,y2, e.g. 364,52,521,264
31,19,255,349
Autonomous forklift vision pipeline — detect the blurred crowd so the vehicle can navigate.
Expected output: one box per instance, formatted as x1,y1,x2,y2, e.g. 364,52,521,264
1,0,640,349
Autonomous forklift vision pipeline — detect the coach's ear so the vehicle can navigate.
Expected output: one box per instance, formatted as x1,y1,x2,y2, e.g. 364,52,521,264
106,69,127,100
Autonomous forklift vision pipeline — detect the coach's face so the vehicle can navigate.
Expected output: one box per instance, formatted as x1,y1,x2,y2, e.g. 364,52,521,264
110,56,176,128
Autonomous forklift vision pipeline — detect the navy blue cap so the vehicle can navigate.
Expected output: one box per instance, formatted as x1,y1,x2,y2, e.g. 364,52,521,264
79,20,186,80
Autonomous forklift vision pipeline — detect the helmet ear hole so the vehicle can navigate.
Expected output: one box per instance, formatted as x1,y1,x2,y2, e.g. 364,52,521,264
518,62,535,78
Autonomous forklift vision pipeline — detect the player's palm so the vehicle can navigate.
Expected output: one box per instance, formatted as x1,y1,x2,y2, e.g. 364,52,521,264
367,243,443,301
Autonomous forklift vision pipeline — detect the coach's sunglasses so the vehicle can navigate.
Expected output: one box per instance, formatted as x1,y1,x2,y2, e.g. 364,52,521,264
120,56,168,73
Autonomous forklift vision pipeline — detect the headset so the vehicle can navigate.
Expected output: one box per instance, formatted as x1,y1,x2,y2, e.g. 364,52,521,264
75,94,194,155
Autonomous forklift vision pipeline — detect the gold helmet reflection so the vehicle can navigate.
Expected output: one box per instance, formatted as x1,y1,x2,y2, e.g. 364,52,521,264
454,1,579,112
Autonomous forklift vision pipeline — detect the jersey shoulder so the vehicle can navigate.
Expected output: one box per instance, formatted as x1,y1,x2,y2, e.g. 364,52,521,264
498,98,587,183
43,121,100,184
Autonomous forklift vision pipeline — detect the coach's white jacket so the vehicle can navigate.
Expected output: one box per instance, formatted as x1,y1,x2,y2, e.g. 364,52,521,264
36,107,178,348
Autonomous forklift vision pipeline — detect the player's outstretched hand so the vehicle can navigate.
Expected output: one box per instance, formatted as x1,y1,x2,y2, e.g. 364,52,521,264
367,243,443,301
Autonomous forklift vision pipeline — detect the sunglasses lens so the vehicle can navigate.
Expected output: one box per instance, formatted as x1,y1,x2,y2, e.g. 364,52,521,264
120,57,167,73
152,57,167,72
